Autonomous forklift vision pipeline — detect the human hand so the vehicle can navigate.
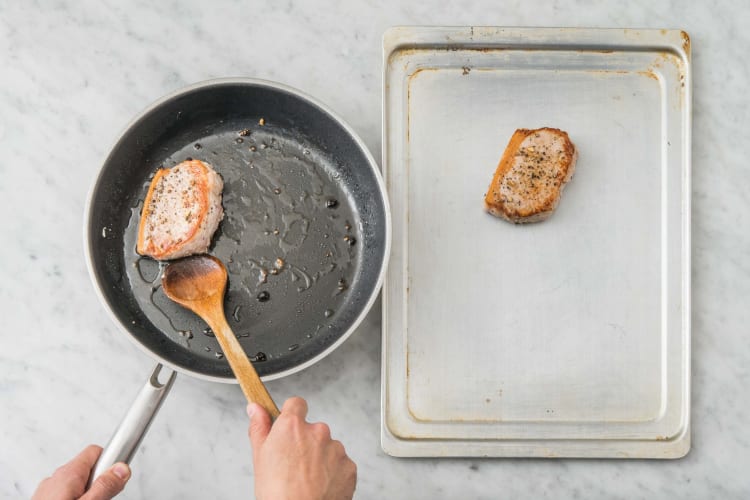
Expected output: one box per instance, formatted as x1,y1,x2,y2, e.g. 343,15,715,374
248,397,357,500
32,445,131,500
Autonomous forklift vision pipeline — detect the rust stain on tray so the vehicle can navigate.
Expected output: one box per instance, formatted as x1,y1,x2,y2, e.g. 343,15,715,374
680,31,691,57
638,70,659,81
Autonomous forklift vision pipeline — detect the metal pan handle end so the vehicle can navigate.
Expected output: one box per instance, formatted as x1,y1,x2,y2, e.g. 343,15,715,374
87,363,176,488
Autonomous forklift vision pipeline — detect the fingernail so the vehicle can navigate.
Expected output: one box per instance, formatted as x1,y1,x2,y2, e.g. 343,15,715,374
246,403,255,419
112,463,130,480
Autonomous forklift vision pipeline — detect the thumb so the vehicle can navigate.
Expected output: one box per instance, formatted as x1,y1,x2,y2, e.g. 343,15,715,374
83,463,130,500
247,403,272,452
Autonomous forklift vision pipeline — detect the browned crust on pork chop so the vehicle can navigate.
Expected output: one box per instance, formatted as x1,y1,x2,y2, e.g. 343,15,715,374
484,128,577,223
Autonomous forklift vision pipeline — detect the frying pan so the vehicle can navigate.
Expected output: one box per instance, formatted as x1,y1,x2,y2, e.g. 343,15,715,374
84,78,390,479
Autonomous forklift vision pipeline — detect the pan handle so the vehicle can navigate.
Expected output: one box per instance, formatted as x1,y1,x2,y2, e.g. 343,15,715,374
87,363,176,488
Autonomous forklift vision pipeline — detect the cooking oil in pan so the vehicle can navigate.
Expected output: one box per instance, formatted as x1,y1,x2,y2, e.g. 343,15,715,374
123,125,361,365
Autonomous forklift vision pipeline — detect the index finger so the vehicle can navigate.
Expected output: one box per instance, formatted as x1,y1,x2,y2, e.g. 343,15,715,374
281,397,308,419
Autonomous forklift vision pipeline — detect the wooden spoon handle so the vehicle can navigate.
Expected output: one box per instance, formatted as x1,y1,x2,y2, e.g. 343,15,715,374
203,303,280,419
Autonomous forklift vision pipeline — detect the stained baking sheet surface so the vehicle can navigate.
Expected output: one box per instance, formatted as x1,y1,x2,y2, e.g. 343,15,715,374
382,27,690,457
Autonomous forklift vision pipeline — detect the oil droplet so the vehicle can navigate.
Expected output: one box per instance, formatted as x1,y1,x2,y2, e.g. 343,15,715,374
232,305,242,322
288,344,299,351
194,143,202,150
205,346,211,352
326,198,339,209
239,128,251,137
251,352,267,362
273,188,281,195
136,257,161,283
288,264,313,292
250,145,257,152
257,291,270,302
235,137,244,144
259,117,265,126
215,352,224,359
178,330,194,340
324,309,334,318
344,235,356,246
203,327,215,337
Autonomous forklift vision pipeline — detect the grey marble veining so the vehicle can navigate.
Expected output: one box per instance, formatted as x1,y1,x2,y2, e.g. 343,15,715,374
1,0,748,498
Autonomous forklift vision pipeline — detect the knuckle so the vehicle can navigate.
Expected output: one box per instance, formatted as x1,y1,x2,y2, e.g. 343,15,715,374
285,397,303,409
275,414,304,436
288,396,305,405
278,412,301,426
291,416,308,433
331,439,346,456
94,473,122,494
283,396,308,414
312,422,331,440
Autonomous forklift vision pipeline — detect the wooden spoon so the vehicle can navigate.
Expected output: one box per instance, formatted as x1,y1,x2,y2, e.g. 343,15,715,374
162,255,280,418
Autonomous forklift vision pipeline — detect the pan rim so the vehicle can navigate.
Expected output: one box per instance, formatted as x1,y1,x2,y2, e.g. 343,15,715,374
84,77,392,383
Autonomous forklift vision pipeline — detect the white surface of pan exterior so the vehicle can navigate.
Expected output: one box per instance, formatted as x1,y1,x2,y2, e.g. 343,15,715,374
382,27,691,458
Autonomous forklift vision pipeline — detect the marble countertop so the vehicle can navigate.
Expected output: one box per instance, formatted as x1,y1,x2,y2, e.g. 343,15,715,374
1,1,748,498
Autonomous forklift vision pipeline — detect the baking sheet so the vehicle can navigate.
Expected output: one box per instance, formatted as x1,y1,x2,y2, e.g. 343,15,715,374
381,27,691,458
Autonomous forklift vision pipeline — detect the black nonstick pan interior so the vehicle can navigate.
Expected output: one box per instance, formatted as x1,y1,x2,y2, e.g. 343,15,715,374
87,80,389,380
